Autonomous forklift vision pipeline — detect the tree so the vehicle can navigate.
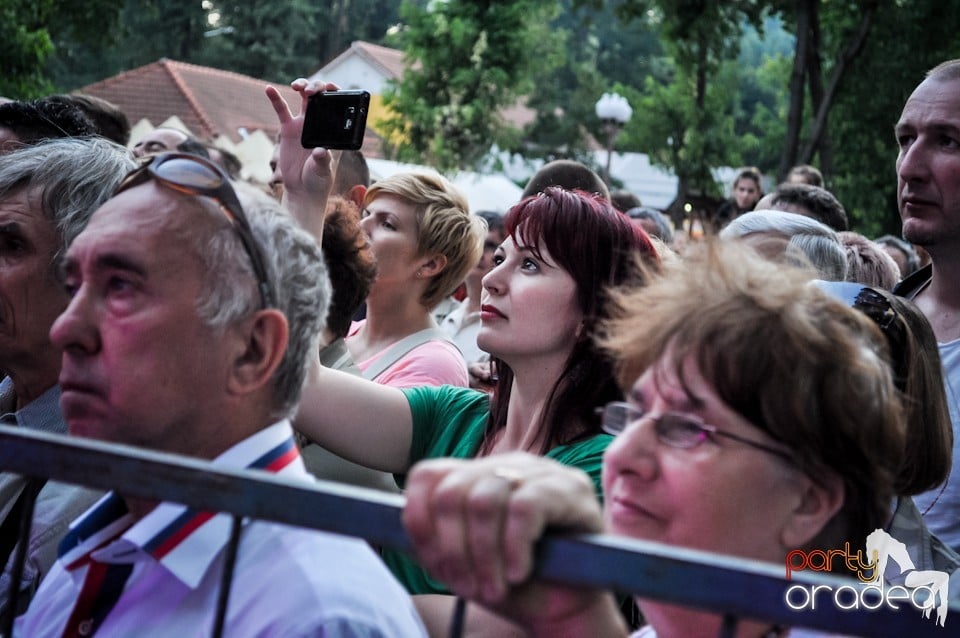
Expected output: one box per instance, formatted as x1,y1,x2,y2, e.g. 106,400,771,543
0,0,55,98
617,61,745,227
607,1,765,222
381,0,561,171
511,0,663,163
46,0,209,90
828,0,960,236
197,1,322,81
776,0,882,182
198,0,403,81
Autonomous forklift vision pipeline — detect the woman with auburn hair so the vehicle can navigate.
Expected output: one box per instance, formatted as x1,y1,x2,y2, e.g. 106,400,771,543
293,187,659,636
401,242,909,638
267,82,659,634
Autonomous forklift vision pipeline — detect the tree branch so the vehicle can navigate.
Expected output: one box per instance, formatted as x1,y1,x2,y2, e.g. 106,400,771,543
800,2,878,163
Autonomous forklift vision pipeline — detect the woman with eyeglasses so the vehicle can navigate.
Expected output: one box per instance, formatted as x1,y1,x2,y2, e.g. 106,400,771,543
401,242,908,638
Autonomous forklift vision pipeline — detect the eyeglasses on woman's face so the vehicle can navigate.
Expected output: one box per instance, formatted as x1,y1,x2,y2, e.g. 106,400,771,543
596,401,793,462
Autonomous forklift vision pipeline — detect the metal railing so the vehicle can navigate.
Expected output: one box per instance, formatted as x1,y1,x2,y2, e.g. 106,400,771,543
0,425,954,637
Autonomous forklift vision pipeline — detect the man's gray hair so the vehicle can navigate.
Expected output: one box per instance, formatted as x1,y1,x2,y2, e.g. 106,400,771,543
0,137,135,256
626,206,674,244
193,184,330,418
720,209,848,281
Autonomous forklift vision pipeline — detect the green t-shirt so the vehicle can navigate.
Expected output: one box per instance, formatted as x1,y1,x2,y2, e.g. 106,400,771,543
383,384,613,595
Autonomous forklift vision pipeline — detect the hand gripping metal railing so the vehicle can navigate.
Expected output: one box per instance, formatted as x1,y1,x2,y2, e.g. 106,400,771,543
0,425,954,638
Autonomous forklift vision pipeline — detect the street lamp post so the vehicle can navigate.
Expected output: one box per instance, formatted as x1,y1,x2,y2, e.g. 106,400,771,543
595,92,632,186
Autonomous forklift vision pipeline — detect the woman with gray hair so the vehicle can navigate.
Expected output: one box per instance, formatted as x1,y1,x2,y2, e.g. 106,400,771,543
719,209,848,280
625,206,674,245
0,137,135,620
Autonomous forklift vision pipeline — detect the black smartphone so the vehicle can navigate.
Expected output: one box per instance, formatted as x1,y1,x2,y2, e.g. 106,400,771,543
300,90,370,150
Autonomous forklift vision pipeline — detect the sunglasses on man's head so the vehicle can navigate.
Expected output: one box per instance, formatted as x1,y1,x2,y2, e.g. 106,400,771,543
116,152,276,309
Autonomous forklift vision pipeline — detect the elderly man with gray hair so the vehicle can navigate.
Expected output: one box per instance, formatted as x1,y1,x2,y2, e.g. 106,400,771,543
16,153,425,637
720,209,848,281
0,138,135,621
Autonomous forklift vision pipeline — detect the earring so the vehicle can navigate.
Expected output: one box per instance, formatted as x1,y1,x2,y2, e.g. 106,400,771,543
416,269,423,278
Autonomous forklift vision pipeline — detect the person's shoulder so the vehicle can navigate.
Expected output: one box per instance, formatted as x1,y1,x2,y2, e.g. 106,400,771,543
378,340,468,388
236,522,424,626
402,384,488,410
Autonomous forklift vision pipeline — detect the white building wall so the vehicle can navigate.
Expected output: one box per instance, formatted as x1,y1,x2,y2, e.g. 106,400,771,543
311,57,391,94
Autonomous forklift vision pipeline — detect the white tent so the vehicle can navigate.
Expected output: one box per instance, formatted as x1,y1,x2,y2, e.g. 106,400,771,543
366,158,523,214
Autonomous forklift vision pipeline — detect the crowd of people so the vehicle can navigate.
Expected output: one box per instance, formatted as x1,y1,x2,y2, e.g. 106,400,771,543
0,57,957,637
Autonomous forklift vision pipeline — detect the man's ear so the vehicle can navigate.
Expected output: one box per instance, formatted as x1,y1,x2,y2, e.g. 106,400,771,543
418,254,448,279
228,309,288,395
780,472,845,549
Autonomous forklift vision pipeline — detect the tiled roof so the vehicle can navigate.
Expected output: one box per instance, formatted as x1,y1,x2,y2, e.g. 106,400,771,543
78,59,301,143
327,41,407,79
353,41,407,78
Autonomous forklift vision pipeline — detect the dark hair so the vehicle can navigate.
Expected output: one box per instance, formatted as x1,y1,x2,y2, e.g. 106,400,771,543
204,143,242,180
175,138,211,159
321,196,378,338
46,94,131,146
0,98,96,147
483,187,660,454
521,160,610,200
786,164,824,188
475,210,505,238
883,291,954,494
610,189,642,213
812,280,952,495
333,150,370,195
769,183,848,231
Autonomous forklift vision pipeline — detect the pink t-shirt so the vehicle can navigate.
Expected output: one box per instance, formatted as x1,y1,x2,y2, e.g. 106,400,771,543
348,321,469,388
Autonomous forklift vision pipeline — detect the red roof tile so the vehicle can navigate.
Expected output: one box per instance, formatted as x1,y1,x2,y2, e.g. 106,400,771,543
78,59,301,143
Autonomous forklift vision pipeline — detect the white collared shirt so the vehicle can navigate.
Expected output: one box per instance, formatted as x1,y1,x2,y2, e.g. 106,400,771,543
440,303,485,364
16,421,426,637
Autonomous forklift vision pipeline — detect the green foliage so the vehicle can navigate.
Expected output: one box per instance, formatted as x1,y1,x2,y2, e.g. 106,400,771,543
603,0,767,209
828,0,960,237
43,0,403,92
14,0,957,238
45,0,208,90
196,1,322,81
618,62,741,198
515,0,663,162
654,1,765,75
737,53,792,171
0,0,56,98
382,0,560,171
